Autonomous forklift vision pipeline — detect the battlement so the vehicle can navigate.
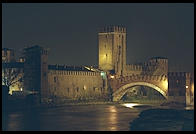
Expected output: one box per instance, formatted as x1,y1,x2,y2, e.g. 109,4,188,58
48,64,101,76
127,64,142,71
23,45,49,55
98,25,126,33
48,70,100,76
148,57,168,64
168,72,190,77
125,74,167,82
110,74,168,88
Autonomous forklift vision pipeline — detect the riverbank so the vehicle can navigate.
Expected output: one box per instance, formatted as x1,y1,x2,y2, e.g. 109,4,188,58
39,99,169,108
130,108,194,131
39,101,122,108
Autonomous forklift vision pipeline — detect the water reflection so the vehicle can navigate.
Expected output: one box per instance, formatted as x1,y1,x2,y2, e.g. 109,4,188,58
121,103,141,108
7,112,24,131
6,109,41,131
23,109,41,131
3,104,146,131
108,106,117,131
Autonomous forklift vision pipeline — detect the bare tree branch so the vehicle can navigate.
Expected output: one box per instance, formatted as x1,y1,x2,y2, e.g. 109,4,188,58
2,63,23,89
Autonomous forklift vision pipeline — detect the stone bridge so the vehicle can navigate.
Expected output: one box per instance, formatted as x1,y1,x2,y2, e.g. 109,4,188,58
108,74,168,101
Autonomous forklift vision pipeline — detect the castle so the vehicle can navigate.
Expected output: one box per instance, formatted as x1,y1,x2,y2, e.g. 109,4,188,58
2,26,194,105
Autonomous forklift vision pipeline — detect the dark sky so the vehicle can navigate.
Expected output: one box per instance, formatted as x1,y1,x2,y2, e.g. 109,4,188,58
2,3,194,73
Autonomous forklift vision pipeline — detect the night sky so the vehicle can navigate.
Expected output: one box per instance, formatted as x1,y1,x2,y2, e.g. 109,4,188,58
2,3,194,73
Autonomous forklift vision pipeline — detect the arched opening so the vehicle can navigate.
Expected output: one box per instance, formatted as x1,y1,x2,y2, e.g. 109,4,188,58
112,82,168,102
121,85,166,103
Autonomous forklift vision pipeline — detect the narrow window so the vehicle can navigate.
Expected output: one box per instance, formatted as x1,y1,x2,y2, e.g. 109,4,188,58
54,76,56,83
176,80,179,84
76,87,79,92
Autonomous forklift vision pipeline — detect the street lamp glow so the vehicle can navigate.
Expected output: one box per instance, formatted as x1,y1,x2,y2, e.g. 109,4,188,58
101,72,105,76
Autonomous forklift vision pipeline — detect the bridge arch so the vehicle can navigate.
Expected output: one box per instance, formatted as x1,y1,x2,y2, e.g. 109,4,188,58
112,81,168,101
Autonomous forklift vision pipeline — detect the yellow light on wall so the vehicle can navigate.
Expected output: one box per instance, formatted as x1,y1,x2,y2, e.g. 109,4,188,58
191,83,194,95
162,80,168,90
110,75,114,79
186,86,188,89
83,85,87,90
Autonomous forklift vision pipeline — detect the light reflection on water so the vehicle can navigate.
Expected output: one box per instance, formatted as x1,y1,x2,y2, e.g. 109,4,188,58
121,103,141,108
3,104,146,131
108,106,117,131
6,112,24,131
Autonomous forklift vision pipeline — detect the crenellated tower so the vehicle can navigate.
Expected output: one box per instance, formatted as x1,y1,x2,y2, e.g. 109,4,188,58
23,45,49,103
98,26,126,77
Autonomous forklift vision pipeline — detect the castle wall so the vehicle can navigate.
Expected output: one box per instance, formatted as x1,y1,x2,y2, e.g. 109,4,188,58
40,49,49,100
126,64,142,76
140,58,168,76
167,72,193,104
168,72,187,97
48,70,105,100
125,58,168,77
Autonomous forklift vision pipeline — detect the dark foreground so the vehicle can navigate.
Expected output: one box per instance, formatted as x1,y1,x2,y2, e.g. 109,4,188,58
2,99,194,131
130,108,194,131
3,103,145,131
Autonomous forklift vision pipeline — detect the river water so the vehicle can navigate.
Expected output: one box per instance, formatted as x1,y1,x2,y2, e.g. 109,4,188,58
3,103,151,131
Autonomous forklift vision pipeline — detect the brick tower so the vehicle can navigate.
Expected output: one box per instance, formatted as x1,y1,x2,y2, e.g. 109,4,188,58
23,45,49,103
98,26,126,77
